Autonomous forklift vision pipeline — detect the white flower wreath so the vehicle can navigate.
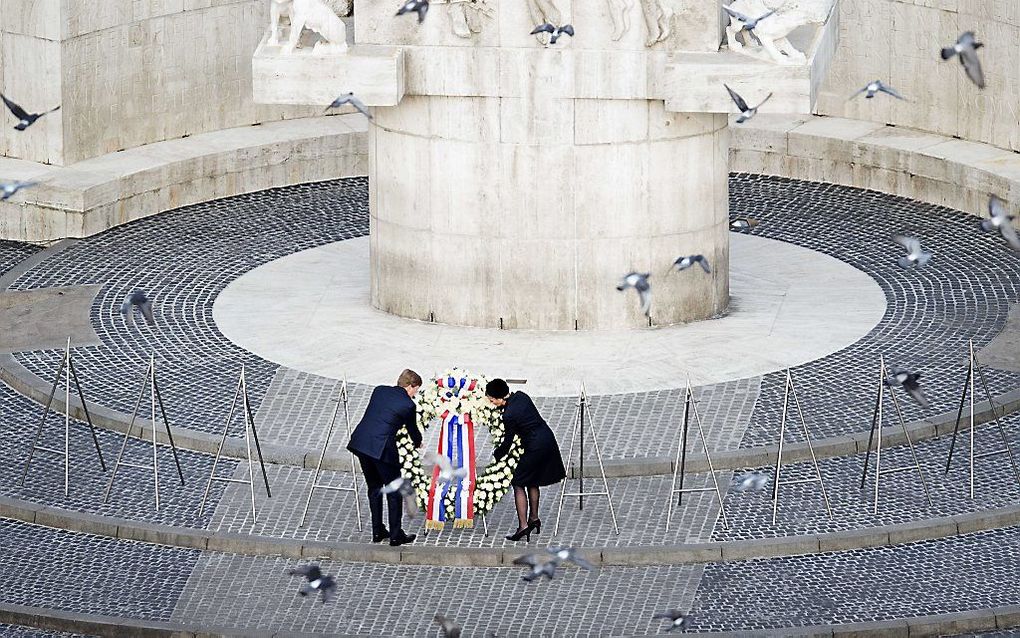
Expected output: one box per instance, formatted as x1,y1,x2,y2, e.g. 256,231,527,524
395,368,523,519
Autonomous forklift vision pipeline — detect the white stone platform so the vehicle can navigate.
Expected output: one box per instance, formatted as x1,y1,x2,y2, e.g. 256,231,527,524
0,115,366,242
213,233,886,396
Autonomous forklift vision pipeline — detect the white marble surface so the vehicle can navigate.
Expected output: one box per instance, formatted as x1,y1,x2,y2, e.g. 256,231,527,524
212,233,886,396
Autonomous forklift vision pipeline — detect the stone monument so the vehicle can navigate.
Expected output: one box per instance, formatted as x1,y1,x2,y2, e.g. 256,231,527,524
253,0,839,329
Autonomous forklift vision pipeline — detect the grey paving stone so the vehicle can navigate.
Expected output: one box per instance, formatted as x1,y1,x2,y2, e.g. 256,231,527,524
170,552,702,637
0,377,234,528
10,179,370,436
688,525,1020,632
0,519,199,621
730,174,1020,447
10,175,1017,465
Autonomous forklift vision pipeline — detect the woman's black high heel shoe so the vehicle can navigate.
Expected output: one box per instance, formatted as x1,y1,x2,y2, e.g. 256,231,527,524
506,522,535,542
529,518,542,535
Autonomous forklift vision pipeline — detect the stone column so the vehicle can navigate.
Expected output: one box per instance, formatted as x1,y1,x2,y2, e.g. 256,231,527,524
253,0,838,330
370,88,730,330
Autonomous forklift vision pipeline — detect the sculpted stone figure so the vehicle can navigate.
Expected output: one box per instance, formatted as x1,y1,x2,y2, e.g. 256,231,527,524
269,0,292,46
525,0,562,41
639,0,674,47
606,0,635,41
434,0,494,39
274,0,349,54
724,0,835,64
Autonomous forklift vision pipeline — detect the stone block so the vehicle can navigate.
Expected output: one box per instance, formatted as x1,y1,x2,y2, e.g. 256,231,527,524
36,507,119,538
0,495,42,523
2,0,63,39
954,505,1020,534
831,620,908,637
885,518,958,545
721,536,820,561
118,522,212,550
399,546,502,567
905,610,997,637
207,532,300,557
253,36,404,107
817,528,890,553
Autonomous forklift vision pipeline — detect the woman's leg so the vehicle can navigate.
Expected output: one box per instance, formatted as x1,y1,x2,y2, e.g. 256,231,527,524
527,486,540,522
513,486,529,530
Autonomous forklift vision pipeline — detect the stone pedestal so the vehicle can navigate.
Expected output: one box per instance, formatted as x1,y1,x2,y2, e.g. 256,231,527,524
252,0,839,330
369,93,729,329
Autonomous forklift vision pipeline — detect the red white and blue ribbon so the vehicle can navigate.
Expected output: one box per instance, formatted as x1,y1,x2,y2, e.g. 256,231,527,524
425,375,478,528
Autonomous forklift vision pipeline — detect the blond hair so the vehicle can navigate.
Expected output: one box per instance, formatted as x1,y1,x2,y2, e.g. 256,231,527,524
396,369,423,388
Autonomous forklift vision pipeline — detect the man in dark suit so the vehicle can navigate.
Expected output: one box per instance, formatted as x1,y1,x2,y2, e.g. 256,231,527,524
347,369,423,546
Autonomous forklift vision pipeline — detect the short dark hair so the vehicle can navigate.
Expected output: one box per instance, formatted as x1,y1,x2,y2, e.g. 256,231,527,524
485,378,510,399
397,369,423,388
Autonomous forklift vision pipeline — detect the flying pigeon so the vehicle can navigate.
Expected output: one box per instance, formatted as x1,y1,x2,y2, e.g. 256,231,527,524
381,476,414,497
425,451,468,485
0,94,60,131
434,614,462,638
0,180,37,201
724,84,773,124
396,0,429,23
287,564,337,603
732,471,771,492
892,235,932,269
670,254,711,274
982,195,1020,251
941,31,985,89
850,80,906,100
380,476,419,518
616,272,652,317
530,23,575,45
546,547,597,572
884,367,930,410
120,290,155,326
730,217,759,231
513,553,558,582
653,610,689,632
325,93,373,120
722,5,775,33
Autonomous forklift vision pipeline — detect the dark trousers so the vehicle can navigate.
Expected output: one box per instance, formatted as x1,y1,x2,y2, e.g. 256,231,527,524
356,453,404,537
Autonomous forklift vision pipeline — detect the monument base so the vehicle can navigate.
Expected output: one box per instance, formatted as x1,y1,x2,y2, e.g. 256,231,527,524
369,93,731,330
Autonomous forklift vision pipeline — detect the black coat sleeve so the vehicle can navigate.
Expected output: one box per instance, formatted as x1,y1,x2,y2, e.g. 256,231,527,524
493,411,518,459
403,402,423,447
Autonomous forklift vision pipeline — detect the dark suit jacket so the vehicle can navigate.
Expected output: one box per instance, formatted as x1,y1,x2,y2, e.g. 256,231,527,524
347,385,422,465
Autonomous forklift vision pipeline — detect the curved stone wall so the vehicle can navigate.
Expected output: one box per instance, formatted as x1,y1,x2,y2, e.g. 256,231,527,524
818,0,1020,153
1,0,317,166
369,96,730,330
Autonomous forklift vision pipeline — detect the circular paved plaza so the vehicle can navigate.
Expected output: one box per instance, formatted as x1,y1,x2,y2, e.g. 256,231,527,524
0,174,1018,636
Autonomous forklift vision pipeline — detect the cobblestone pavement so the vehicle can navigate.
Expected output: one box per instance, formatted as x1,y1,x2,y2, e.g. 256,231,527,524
205,410,1020,547
0,375,234,528
5,175,1017,459
0,515,994,637
732,174,1020,447
0,239,40,277
687,525,1020,632
170,552,702,637
712,410,1020,541
0,519,198,621
9,180,369,436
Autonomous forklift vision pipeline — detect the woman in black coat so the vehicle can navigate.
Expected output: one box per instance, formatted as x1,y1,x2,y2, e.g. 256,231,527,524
486,378,567,541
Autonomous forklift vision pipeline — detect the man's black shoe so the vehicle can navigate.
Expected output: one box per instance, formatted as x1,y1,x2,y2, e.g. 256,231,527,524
372,528,390,543
389,532,416,547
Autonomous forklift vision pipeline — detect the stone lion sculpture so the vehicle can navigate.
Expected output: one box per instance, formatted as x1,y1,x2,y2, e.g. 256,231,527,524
724,0,834,64
271,0,350,53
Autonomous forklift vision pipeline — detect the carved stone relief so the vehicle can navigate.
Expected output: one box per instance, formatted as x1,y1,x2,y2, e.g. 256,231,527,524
724,0,835,64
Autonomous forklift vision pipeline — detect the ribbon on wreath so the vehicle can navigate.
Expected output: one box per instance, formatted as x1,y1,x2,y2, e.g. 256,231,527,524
424,377,478,529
